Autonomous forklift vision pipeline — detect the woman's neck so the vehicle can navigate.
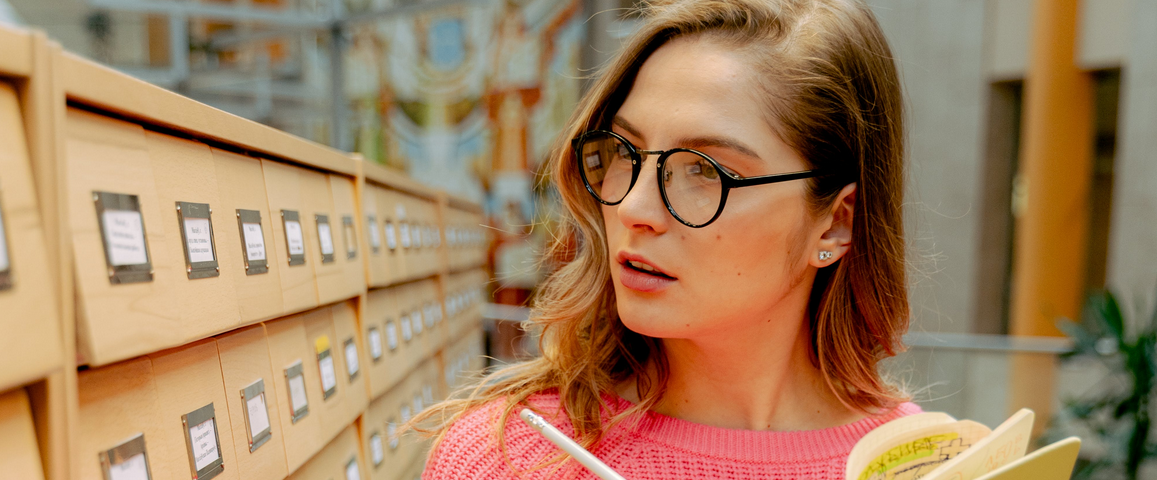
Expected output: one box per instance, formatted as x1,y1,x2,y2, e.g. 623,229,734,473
617,308,863,432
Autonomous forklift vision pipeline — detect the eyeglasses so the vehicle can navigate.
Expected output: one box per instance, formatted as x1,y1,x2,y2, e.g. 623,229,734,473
573,129,826,228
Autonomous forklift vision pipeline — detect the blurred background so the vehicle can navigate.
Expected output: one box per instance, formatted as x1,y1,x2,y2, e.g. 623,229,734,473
3,0,1154,476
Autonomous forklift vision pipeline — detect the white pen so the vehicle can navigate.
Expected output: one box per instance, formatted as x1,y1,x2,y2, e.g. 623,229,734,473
519,408,628,480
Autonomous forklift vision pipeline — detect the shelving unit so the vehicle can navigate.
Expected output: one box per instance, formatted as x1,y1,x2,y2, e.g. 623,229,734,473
0,23,490,480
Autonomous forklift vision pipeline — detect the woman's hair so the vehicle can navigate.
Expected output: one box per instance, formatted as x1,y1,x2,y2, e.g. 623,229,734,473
412,0,910,467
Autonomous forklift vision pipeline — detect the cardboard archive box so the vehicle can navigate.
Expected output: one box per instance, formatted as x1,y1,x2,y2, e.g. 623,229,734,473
392,282,430,371
364,370,423,480
445,268,488,343
66,108,184,366
373,186,407,285
361,183,389,288
0,80,63,389
262,314,324,473
328,173,367,300
77,357,176,480
332,299,369,425
212,148,285,325
216,325,289,480
148,339,240,480
0,388,46,480
403,193,440,281
444,197,487,273
364,286,413,400
298,168,350,305
302,306,350,444
146,131,242,343
261,159,320,315
289,422,366,480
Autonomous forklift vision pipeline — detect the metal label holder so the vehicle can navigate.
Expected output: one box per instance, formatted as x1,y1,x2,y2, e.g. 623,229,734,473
343,337,359,381
315,213,334,263
370,431,383,468
342,215,357,259
181,403,225,480
240,379,273,453
280,209,306,266
0,193,12,291
235,209,269,275
99,433,153,480
368,326,382,362
345,456,360,480
175,201,220,279
385,220,397,251
366,215,380,253
94,191,154,284
317,344,337,399
385,320,398,351
283,361,309,423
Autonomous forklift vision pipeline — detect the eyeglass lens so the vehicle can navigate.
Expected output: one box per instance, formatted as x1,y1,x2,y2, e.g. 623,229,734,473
579,133,725,226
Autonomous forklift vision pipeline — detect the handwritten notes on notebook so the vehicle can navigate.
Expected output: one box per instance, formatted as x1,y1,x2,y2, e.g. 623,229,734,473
846,409,1033,480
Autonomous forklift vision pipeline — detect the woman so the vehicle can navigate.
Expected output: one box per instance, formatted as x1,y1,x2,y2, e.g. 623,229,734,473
418,0,917,477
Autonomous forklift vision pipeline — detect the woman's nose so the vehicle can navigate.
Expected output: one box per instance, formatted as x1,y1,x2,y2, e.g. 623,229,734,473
615,154,669,234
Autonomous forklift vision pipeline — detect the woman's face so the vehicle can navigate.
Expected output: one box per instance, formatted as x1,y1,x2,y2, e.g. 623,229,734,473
604,37,826,341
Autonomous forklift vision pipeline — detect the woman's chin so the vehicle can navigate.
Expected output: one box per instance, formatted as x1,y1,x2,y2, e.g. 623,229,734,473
616,304,695,340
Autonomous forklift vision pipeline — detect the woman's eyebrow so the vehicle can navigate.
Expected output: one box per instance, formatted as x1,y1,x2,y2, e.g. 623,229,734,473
674,136,763,161
613,115,763,161
612,115,645,141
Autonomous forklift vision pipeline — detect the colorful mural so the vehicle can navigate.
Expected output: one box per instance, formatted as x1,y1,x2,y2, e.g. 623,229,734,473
345,0,586,297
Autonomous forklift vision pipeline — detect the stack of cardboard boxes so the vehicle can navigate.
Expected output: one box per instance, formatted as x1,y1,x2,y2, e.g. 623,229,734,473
0,24,490,480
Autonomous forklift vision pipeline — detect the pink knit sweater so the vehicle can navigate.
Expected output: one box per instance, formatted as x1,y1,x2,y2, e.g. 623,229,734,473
423,390,922,479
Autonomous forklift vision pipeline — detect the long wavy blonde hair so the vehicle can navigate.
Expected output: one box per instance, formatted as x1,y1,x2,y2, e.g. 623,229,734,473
413,0,910,468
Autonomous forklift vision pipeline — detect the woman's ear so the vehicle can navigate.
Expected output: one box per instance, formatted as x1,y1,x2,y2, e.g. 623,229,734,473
809,183,857,268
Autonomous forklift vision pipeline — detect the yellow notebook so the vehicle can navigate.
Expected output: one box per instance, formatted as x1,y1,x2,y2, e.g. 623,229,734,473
845,409,1080,480
973,437,1081,480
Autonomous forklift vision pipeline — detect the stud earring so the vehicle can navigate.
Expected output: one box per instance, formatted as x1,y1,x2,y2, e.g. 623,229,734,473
818,251,833,261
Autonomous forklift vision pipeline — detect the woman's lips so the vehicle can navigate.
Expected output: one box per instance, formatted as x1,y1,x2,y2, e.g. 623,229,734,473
619,262,677,293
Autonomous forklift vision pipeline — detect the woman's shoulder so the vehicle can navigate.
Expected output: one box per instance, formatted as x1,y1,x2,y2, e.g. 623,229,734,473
422,390,578,480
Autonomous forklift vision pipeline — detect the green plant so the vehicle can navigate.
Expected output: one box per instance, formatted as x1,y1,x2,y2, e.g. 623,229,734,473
1051,289,1157,480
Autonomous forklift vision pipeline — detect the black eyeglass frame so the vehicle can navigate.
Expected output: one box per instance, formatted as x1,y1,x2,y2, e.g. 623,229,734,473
573,129,827,228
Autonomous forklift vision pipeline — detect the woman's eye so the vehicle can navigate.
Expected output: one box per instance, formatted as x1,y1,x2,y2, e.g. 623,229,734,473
695,160,719,180
616,144,631,158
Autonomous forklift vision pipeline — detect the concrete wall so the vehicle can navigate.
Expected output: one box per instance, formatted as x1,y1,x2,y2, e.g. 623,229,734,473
1108,0,1157,321
869,0,990,335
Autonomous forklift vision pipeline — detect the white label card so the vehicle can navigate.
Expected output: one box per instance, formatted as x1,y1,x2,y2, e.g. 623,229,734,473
387,423,399,449
318,222,335,255
370,434,384,465
386,322,399,350
0,206,8,271
385,223,397,249
344,341,360,377
412,312,423,334
288,374,308,412
400,316,412,341
369,329,383,359
344,223,356,255
399,223,411,248
183,217,214,263
319,355,337,392
242,222,266,261
189,418,220,471
107,453,149,480
285,220,305,255
102,209,149,266
346,460,361,480
245,393,271,438
369,220,381,248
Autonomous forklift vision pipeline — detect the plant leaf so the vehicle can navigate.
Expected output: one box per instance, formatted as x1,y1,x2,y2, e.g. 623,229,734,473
1058,317,1102,356
1101,291,1126,341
